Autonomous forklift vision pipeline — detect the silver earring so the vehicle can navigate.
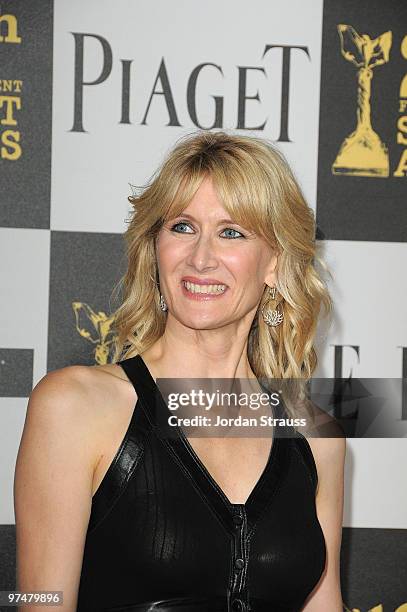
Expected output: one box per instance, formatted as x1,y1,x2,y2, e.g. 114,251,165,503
159,293,168,312
261,285,283,327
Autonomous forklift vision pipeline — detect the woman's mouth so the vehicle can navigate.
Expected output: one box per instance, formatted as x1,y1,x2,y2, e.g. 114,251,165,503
181,280,228,300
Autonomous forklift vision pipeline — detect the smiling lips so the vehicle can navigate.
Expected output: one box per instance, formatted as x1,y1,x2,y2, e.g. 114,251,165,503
181,277,228,300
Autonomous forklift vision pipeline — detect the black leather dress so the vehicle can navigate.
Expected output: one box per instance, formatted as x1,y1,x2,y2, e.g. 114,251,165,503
76,354,326,612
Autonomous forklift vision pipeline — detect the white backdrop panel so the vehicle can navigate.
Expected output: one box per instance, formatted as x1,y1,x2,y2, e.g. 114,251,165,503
51,0,324,232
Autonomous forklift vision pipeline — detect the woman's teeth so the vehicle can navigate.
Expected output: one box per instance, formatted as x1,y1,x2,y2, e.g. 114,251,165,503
183,281,226,294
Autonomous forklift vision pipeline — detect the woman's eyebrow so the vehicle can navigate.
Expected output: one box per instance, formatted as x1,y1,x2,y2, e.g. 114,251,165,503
171,213,238,224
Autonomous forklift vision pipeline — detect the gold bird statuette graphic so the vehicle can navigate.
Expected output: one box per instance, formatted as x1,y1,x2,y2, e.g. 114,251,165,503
72,301,116,364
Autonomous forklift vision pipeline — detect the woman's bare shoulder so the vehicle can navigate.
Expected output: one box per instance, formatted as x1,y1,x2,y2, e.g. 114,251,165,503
27,363,137,454
32,361,134,403
294,396,345,439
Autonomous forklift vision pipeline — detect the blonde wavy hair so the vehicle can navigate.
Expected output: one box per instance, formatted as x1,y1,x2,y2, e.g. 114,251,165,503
110,130,333,411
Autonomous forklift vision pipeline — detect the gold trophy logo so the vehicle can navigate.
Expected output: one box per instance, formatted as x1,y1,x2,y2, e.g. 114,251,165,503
332,24,392,177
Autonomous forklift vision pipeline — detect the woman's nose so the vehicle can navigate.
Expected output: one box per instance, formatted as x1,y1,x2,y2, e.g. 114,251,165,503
186,233,219,270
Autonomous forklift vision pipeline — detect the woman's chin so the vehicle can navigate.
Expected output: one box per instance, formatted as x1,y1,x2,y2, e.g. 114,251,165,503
174,312,226,330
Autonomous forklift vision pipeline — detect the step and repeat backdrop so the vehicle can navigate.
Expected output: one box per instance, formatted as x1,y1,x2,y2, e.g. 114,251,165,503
1,0,407,610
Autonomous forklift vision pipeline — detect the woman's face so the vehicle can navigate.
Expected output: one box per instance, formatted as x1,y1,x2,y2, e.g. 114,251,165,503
155,175,278,330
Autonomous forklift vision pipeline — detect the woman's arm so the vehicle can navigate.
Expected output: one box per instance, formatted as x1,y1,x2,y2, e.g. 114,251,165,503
14,367,99,612
301,436,347,612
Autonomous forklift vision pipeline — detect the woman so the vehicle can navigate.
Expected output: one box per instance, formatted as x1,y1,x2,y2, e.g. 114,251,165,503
15,130,346,612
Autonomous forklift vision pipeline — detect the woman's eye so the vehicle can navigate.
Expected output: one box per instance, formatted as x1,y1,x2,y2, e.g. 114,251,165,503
170,222,194,233
221,228,244,239
170,222,245,239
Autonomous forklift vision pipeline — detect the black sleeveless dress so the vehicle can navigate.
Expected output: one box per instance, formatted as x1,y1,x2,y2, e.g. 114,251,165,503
76,355,326,612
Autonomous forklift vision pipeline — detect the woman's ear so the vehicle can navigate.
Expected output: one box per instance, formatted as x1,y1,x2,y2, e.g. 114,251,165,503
264,252,279,287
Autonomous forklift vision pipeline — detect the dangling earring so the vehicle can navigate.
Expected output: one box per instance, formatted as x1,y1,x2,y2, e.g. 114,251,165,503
153,268,168,312
159,293,168,312
261,285,283,327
